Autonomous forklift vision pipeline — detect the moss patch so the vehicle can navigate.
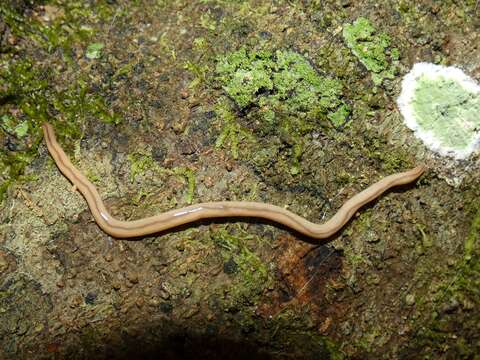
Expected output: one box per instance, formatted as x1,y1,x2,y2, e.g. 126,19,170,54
210,228,273,310
0,1,121,201
405,204,480,358
128,151,196,204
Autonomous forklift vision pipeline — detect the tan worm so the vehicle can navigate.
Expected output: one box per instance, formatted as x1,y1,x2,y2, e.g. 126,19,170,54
42,122,425,239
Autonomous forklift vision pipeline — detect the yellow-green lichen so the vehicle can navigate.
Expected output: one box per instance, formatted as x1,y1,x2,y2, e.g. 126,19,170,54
342,17,398,86
214,47,349,172
216,47,348,124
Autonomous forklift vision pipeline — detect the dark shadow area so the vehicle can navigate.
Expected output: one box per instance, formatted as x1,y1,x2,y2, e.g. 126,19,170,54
45,319,335,360
102,331,272,360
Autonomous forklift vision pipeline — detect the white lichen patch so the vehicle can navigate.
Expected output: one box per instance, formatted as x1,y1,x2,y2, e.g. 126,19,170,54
397,63,480,159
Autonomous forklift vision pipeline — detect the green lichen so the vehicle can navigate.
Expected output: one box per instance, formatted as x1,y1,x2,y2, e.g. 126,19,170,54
364,135,411,173
216,48,347,122
411,75,480,155
215,47,349,172
85,42,104,60
342,17,398,86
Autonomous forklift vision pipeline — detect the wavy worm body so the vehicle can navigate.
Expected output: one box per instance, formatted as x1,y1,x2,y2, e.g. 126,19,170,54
42,123,424,239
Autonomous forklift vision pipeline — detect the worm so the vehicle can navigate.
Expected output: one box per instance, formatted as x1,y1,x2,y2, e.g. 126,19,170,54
42,122,425,239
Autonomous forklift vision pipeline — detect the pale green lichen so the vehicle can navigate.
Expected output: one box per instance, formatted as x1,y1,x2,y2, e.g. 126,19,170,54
397,63,480,159
342,17,398,85
412,76,480,153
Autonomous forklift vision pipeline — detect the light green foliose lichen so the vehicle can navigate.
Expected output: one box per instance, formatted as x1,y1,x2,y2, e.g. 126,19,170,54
216,48,348,124
85,42,104,59
412,75,480,153
342,17,398,85
1,115,29,138
214,47,349,173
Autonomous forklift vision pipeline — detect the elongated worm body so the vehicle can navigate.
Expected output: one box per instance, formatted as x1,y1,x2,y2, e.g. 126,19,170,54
42,123,424,239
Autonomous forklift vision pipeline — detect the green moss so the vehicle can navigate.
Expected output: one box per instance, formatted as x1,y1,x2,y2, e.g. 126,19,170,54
0,1,120,201
128,151,157,183
85,42,104,60
199,11,217,31
342,17,398,86
210,228,272,309
362,135,411,173
1,114,29,138
464,205,480,261
183,60,210,89
0,56,121,200
0,1,112,53
173,167,196,205
409,203,480,356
